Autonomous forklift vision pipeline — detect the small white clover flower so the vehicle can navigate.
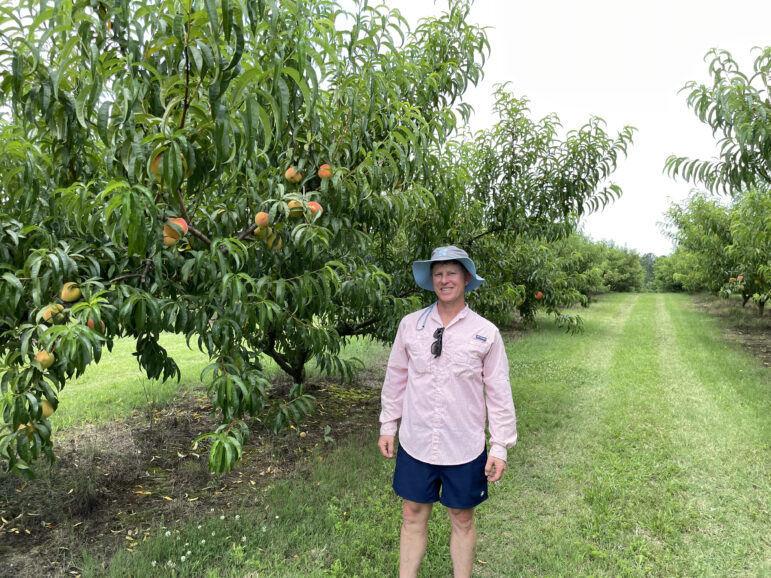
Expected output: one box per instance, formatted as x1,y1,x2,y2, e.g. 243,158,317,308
210,508,215,512
180,556,186,562
198,525,202,530
241,536,246,542
186,550,191,556
151,561,157,568
211,531,216,536
220,515,225,520
165,530,171,537
201,539,206,545
235,515,240,520
261,526,267,533
275,515,279,519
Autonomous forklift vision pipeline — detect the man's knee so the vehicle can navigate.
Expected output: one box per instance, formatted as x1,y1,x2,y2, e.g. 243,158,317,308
447,507,475,532
402,500,432,527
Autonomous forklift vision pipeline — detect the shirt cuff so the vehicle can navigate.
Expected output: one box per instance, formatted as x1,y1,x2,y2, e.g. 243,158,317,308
380,420,398,436
489,443,508,462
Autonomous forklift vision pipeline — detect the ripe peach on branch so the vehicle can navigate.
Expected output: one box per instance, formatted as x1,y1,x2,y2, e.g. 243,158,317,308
35,350,55,369
307,201,323,217
41,303,65,324
266,231,283,251
288,200,304,218
318,164,332,179
151,151,192,181
284,166,302,183
163,217,189,246
59,282,81,302
87,317,106,332
254,211,270,229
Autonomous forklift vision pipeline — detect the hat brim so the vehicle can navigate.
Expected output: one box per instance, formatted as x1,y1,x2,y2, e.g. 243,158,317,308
412,257,485,292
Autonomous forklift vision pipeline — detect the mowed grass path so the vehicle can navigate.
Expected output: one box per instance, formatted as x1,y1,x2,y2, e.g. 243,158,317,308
92,294,770,577
477,293,770,576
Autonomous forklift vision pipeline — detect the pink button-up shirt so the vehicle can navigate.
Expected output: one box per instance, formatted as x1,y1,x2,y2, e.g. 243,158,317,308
379,303,517,465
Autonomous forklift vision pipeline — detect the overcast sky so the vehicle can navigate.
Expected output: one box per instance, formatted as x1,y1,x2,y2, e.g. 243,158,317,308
384,0,771,256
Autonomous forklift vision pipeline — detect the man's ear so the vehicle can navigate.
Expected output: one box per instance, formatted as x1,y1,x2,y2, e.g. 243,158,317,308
465,271,472,287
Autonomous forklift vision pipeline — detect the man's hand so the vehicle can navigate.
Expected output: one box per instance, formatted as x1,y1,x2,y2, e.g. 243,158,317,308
484,456,506,482
378,435,396,458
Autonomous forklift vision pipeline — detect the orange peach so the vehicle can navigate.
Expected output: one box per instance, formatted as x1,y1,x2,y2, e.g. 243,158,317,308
35,350,55,369
307,201,323,216
254,211,270,228
318,164,332,179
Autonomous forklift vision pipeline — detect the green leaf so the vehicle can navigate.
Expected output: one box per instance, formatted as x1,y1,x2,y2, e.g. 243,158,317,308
205,0,219,33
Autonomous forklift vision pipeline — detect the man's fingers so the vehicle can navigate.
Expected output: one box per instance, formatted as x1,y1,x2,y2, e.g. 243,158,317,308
485,457,506,481
378,436,395,458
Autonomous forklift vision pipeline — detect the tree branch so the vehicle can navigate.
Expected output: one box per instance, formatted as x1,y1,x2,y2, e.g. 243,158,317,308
336,316,378,337
264,330,294,377
237,223,258,241
109,259,154,284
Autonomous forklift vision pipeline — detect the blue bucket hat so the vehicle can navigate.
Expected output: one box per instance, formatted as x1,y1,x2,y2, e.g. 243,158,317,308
412,246,485,292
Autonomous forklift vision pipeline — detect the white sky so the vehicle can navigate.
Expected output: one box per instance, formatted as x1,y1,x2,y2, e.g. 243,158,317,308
383,0,771,255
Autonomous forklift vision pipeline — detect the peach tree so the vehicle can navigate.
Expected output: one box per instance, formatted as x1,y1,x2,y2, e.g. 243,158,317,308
0,0,489,476
664,48,771,314
663,189,769,315
724,188,770,315
666,48,771,194
379,88,635,332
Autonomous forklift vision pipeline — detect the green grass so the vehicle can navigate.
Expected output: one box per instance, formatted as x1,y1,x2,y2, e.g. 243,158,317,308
54,334,388,432
76,294,769,576
53,334,211,431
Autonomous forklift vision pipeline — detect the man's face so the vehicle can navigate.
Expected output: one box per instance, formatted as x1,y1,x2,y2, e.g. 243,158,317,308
431,261,471,305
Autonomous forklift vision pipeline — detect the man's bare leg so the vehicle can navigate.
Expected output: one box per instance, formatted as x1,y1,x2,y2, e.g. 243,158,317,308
447,507,476,578
400,500,433,578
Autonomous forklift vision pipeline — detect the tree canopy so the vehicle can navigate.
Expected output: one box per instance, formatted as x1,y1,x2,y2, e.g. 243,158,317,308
0,0,634,477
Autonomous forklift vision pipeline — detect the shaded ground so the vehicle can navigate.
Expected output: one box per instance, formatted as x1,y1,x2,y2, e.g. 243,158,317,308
691,293,771,368
0,374,382,578
0,294,766,577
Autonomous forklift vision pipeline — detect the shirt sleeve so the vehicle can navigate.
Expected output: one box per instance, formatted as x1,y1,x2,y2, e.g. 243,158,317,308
379,319,409,436
483,329,517,462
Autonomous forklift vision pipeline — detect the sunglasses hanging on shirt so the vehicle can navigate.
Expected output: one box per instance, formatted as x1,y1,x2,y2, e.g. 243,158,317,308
431,327,444,357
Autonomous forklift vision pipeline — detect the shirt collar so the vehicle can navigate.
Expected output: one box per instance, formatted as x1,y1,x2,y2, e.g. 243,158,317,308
432,303,469,329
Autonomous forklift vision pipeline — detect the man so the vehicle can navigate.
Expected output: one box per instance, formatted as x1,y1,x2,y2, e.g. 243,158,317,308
378,246,517,578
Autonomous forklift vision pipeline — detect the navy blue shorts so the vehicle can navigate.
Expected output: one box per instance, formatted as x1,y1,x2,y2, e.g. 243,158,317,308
392,446,488,509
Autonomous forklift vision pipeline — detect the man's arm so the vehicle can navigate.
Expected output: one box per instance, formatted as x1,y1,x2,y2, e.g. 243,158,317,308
378,320,409,457
483,330,517,466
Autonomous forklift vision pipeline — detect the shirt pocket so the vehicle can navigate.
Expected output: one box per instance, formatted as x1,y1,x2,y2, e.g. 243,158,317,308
406,338,432,374
449,338,488,376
